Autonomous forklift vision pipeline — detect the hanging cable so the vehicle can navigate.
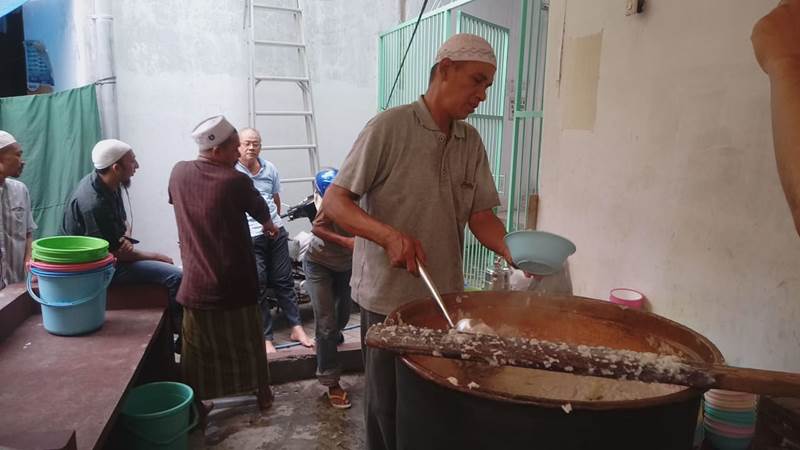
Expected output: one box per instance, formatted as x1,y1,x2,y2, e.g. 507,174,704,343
383,0,430,110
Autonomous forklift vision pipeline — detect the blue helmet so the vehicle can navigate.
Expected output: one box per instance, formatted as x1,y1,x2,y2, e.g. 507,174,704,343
314,167,338,196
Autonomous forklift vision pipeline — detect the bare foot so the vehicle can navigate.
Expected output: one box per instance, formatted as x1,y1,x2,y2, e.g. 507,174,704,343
265,340,277,354
257,386,274,412
290,325,314,348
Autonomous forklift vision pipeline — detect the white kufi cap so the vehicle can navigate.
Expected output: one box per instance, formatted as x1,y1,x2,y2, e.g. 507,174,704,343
0,130,17,150
92,139,132,169
435,33,496,67
191,115,236,151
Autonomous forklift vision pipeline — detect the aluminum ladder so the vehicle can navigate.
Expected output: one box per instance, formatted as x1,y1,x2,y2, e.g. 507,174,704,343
246,0,320,184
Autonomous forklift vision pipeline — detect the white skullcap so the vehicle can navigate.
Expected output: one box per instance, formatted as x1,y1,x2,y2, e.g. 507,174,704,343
0,130,17,150
92,139,133,169
191,115,236,151
435,33,497,67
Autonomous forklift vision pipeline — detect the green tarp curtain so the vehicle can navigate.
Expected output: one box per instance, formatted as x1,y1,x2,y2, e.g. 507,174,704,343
0,84,101,238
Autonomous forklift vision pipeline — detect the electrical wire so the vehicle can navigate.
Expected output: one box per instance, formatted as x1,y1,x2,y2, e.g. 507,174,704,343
383,0,430,110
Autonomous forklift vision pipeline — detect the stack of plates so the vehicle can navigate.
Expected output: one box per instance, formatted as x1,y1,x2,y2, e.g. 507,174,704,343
703,389,758,450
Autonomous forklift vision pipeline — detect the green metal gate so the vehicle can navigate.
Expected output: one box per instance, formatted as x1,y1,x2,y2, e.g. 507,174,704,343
507,0,549,231
378,7,451,110
457,11,510,289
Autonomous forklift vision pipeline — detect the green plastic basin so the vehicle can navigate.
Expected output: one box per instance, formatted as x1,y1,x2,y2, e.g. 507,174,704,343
32,236,110,264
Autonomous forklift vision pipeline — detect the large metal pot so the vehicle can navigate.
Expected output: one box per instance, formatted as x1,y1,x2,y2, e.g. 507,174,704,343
389,291,723,450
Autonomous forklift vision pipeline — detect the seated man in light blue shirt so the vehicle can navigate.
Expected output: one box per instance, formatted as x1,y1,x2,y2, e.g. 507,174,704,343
235,128,313,353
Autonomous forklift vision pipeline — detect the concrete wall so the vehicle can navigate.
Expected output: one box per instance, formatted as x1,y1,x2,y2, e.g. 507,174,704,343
109,0,439,254
268,0,412,236
110,0,251,258
539,0,800,370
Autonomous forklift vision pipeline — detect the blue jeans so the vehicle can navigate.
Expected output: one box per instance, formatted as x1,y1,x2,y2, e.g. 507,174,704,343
303,257,352,387
113,260,183,335
253,228,301,340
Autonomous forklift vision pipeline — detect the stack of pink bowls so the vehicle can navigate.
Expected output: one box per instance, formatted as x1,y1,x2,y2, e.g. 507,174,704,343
703,389,758,449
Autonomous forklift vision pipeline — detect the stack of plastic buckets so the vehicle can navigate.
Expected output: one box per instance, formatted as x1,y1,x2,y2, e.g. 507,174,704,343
27,236,115,336
703,389,758,449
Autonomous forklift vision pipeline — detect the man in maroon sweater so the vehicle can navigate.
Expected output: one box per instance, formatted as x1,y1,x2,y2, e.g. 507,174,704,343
168,115,278,411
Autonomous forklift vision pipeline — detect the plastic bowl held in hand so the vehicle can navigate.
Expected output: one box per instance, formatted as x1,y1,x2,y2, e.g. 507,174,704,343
504,231,576,276
32,236,109,264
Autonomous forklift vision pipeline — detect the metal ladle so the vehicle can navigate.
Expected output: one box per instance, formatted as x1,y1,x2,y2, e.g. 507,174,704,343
416,258,489,333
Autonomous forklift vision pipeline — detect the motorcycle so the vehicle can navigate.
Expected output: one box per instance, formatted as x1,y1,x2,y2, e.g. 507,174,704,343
283,194,317,223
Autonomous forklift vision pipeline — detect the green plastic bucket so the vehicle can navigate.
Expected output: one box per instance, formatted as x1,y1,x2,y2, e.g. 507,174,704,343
120,382,197,450
32,236,109,264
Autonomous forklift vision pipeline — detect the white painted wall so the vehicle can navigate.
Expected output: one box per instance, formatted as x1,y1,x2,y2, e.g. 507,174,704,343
108,0,429,254
539,0,800,371
110,0,251,258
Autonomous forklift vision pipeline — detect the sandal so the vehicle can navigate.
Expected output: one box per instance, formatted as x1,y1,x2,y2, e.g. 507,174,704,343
326,386,352,409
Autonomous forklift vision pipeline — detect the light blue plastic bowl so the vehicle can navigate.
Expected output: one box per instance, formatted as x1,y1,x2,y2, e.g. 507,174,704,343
504,231,576,275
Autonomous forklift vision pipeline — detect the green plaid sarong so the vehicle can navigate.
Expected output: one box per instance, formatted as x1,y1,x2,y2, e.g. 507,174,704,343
180,304,269,399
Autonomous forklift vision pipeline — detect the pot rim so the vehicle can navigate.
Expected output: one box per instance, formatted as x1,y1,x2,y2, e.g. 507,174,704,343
392,293,724,411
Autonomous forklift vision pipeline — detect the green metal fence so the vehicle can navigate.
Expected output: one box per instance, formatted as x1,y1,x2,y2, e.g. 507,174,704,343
457,11,510,289
378,9,450,110
506,0,549,231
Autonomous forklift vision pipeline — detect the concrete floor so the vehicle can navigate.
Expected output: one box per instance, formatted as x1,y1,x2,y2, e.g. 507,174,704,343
190,374,366,450
184,300,366,449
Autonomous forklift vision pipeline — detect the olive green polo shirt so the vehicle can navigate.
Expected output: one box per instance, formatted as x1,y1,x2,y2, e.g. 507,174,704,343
334,96,500,315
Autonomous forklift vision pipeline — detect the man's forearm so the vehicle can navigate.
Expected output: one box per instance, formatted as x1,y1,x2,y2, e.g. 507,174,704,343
769,62,800,235
312,224,354,249
322,185,395,247
468,209,507,255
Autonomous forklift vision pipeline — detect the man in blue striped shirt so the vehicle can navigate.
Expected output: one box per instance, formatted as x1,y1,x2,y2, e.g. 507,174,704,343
235,128,314,353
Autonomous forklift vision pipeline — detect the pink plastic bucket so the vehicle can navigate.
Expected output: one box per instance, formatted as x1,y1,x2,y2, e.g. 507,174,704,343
609,288,644,309
30,254,115,273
